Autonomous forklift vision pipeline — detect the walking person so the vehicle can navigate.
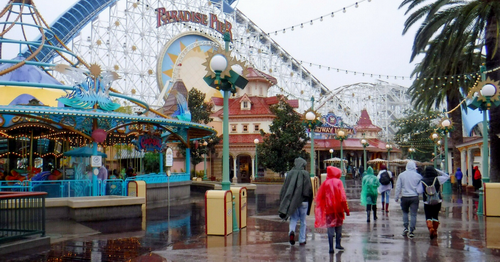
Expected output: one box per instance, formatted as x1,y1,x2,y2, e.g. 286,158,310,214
315,166,350,253
394,160,422,238
278,157,313,246
473,166,482,191
360,167,380,222
377,164,393,213
455,167,463,193
418,166,450,239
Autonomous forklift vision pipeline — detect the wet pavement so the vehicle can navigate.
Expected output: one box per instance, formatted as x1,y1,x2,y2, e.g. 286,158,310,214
4,181,500,261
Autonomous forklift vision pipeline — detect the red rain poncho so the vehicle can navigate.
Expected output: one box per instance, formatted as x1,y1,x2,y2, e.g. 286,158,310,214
315,166,350,228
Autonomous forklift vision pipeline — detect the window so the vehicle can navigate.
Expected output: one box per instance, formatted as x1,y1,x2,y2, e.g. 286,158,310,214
231,125,237,132
243,125,248,132
243,101,248,108
254,124,260,132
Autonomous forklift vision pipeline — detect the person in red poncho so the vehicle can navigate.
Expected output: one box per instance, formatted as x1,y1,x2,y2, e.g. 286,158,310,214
315,166,350,253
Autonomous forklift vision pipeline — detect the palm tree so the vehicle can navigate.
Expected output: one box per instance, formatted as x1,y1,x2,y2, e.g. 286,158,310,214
399,0,500,181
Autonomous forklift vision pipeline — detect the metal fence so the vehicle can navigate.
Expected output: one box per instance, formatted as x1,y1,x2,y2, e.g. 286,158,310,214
0,192,47,243
0,173,190,198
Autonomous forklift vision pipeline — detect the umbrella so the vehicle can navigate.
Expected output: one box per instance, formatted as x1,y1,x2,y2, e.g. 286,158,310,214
367,158,387,164
324,157,348,164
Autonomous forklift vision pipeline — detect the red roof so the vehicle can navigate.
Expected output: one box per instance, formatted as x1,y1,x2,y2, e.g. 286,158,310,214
246,67,278,85
212,95,298,118
355,109,382,132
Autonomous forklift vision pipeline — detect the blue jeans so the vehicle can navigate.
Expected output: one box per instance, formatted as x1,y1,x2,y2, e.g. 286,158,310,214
381,189,391,203
289,201,308,243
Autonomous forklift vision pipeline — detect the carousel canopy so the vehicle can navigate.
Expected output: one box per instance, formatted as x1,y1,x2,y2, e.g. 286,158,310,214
63,146,107,158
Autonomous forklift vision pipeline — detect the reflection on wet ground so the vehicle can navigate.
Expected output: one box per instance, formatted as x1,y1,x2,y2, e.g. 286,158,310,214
4,181,500,261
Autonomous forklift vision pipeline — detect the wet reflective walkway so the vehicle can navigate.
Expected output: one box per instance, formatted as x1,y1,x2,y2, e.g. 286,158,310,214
4,181,500,261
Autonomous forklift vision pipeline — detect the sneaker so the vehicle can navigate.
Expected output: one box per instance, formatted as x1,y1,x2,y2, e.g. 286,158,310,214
299,241,306,246
289,231,295,245
335,246,345,251
402,228,409,237
408,231,415,238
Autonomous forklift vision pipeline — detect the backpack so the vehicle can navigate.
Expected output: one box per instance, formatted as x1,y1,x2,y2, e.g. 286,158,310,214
422,178,440,205
379,171,391,185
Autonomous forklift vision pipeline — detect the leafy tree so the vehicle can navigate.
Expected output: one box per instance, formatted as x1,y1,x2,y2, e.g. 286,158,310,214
393,110,440,162
258,97,310,176
144,152,160,173
399,0,500,179
177,88,217,177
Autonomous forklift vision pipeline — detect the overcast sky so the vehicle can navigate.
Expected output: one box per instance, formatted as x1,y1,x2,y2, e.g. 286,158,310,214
1,0,420,91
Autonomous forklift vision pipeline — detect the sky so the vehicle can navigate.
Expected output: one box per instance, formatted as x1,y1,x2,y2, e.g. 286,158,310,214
0,0,420,91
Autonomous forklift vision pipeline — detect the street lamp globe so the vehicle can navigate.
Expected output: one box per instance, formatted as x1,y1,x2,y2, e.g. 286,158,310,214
432,133,439,140
305,111,316,121
337,130,345,137
437,140,442,145
441,119,451,128
481,83,497,97
361,139,367,145
329,149,334,154
210,54,228,72
254,138,259,144
386,144,392,150
203,141,208,146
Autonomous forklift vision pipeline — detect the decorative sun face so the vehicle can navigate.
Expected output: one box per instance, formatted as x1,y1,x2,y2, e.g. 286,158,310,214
89,63,102,78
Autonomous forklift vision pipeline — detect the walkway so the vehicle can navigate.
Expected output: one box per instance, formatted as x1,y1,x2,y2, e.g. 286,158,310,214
3,181,500,261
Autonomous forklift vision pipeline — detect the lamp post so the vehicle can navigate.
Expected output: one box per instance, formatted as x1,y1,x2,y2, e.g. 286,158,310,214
360,138,369,172
440,118,453,194
385,143,393,171
303,97,321,178
408,147,415,160
431,132,440,168
203,32,248,191
329,148,334,159
203,141,208,180
467,76,500,215
335,128,348,187
254,138,259,181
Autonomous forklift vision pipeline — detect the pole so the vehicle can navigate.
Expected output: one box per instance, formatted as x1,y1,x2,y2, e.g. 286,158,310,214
442,132,452,194
221,33,231,191
387,149,390,170
310,97,315,178
363,145,367,171
478,102,490,215
433,143,437,168
255,144,258,180
92,142,98,196
340,139,345,187
203,152,207,180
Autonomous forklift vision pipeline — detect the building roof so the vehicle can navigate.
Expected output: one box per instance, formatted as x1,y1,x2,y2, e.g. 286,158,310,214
354,109,382,132
246,67,277,85
211,95,298,118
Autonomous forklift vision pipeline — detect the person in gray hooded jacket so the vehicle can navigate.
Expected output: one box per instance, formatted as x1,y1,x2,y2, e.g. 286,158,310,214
279,157,313,245
394,160,422,238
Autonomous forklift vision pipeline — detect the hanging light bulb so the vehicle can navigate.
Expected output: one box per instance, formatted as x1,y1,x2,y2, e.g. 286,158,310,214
310,20,313,25
292,26,294,31
355,2,359,8
331,12,334,17
301,23,303,28
320,16,323,21
343,8,346,13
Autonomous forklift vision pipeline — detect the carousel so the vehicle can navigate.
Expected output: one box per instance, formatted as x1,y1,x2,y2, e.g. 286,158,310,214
0,1,215,197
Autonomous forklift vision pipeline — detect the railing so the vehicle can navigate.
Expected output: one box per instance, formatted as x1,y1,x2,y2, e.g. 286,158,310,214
0,173,191,198
0,192,47,243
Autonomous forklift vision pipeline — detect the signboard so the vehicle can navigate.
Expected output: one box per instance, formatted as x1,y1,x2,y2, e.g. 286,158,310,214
138,134,162,152
166,148,173,167
91,155,102,167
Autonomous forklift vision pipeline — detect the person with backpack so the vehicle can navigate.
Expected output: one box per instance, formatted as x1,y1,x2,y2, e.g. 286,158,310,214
417,166,450,239
377,164,393,213
360,167,380,222
393,161,422,238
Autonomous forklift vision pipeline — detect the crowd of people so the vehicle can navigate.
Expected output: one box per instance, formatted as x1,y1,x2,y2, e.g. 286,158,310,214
279,157,456,254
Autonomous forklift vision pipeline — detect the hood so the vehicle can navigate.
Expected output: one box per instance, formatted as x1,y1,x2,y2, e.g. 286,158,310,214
457,167,461,172
294,157,307,170
327,166,342,179
423,166,438,178
405,161,417,171
366,166,375,176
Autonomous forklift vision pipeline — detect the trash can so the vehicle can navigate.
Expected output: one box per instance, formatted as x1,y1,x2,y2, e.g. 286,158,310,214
128,180,146,198
205,190,233,235
484,183,500,216
231,187,247,229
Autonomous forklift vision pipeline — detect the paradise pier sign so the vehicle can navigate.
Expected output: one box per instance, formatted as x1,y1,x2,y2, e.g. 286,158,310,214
156,8,233,39
308,113,355,138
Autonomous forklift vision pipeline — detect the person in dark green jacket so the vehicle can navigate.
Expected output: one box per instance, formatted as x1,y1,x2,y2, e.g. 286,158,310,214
279,157,313,246
360,167,380,222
